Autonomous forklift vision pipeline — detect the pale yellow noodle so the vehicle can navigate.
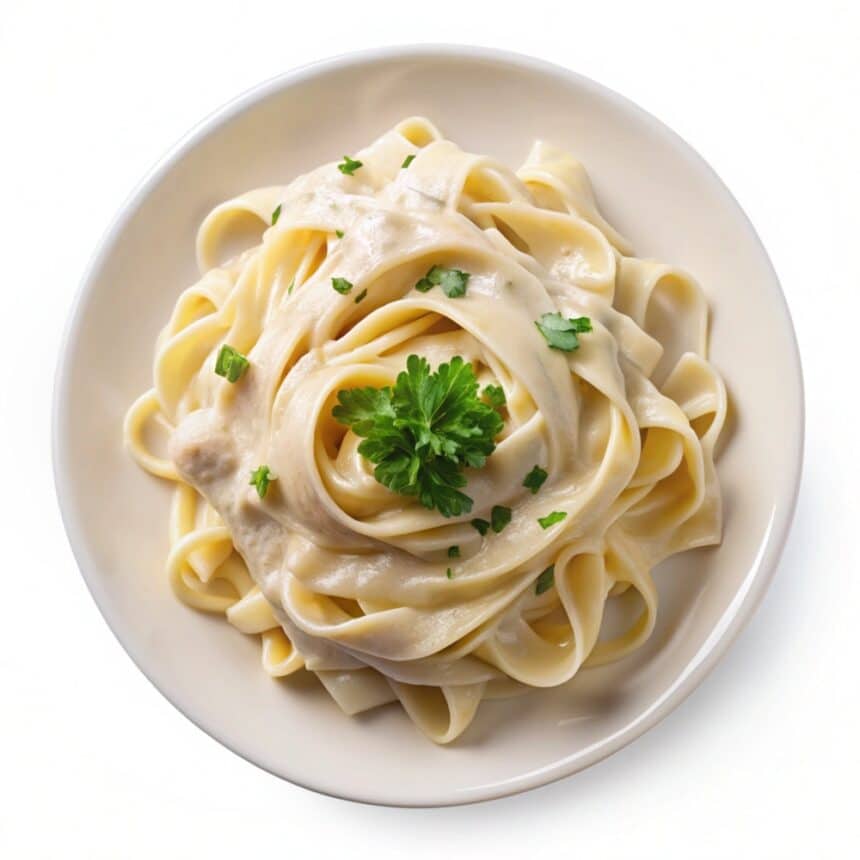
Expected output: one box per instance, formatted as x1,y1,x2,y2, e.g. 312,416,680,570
124,118,726,743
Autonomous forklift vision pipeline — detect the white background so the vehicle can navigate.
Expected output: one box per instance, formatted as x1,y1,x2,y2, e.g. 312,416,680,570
2,1,857,856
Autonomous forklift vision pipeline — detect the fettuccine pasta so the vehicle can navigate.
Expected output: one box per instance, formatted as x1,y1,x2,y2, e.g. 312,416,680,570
124,118,726,743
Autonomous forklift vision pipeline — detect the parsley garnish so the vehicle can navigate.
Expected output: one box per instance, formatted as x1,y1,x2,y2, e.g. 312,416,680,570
288,280,295,295
332,355,503,517
271,204,282,225
471,518,490,536
538,510,567,529
335,229,344,238
448,545,460,558
214,345,249,383
402,154,416,168
491,505,512,533
535,312,592,352
250,465,275,499
483,384,506,408
535,565,555,595
354,288,367,304
332,277,353,295
446,567,454,579
338,155,362,175
414,265,470,297
523,465,548,494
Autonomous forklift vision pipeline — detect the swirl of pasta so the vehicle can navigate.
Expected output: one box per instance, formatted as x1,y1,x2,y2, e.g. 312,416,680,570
125,118,726,743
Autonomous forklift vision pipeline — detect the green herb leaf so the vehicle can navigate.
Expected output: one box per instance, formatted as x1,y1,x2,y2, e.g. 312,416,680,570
402,154,416,168
333,355,503,517
446,567,454,579
214,344,249,383
338,155,362,175
535,565,555,595
438,270,469,298
413,265,470,297
250,465,275,499
471,518,490,536
482,384,506,409
537,510,567,529
271,204,282,225
354,288,368,304
332,277,353,295
491,505,512,534
447,545,460,558
288,280,295,295
535,312,592,352
335,229,344,238
332,386,394,436
523,465,548,494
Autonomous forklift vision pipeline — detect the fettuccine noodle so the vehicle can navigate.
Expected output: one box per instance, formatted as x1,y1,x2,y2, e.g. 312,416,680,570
124,118,726,743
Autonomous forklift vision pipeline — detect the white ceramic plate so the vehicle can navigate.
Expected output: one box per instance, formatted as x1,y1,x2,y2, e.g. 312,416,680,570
53,45,803,806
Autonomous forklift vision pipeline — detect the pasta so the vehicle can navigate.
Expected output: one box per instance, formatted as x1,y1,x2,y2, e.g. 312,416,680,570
124,118,726,743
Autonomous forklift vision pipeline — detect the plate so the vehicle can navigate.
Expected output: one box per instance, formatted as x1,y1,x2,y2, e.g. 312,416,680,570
53,45,803,806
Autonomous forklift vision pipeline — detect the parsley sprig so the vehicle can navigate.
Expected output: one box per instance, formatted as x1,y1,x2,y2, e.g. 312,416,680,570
333,355,503,517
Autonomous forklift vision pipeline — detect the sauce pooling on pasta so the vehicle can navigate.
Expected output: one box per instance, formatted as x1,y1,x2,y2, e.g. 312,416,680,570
124,118,726,743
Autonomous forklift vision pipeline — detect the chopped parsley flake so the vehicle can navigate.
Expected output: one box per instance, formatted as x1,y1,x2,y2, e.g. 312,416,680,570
332,277,354,295
523,465,548,494
535,312,592,352
271,204,282,225
491,505,512,534
250,465,275,499
471,518,490,536
338,155,362,175
354,288,368,304
537,510,567,529
402,154,416,168
447,545,460,558
335,229,344,238
535,565,555,595
446,567,454,579
414,265,470,297
214,344,249,383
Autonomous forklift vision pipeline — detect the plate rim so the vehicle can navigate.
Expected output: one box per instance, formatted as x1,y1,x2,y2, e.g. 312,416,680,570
52,43,805,807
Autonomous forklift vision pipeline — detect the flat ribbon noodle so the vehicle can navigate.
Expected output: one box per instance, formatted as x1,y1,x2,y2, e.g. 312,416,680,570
124,117,726,743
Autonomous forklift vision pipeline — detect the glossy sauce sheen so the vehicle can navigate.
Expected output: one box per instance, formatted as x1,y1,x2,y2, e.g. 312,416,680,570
124,118,726,743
